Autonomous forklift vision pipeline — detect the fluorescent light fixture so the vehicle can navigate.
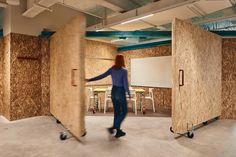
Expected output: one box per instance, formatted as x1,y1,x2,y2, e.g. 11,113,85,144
121,14,154,25
96,28,106,32
111,38,128,43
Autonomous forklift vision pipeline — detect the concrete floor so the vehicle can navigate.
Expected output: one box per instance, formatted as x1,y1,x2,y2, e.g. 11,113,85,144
0,116,235,157
86,107,171,117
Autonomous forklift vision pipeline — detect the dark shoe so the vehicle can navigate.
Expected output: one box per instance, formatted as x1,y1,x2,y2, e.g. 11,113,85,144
107,127,115,134
115,130,126,138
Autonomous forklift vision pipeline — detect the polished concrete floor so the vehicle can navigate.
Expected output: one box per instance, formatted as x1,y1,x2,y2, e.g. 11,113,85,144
0,115,235,157
86,107,171,117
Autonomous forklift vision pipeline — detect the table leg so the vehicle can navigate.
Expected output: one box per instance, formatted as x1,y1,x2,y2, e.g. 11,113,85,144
93,93,98,114
141,92,146,114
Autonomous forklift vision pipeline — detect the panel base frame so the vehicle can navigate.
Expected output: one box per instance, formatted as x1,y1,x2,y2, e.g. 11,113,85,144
170,116,220,139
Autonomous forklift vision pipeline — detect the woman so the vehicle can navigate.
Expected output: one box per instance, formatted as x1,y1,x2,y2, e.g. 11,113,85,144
86,55,130,138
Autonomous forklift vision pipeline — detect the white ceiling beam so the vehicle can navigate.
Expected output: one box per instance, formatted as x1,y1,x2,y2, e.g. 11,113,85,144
87,0,200,30
94,0,124,12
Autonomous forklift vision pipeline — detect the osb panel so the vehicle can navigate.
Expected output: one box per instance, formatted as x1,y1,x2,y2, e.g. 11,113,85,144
122,45,172,109
1,35,11,119
221,39,236,119
40,38,50,115
50,15,86,138
10,33,42,120
172,19,222,133
85,40,116,86
85,40,117,59
0,39,3,114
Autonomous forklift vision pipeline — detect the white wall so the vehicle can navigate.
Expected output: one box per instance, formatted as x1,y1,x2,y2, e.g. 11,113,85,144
2,6,11,35
3,0,81,36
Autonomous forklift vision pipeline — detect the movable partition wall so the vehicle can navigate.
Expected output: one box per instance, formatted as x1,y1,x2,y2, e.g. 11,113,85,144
171,19,222,135
50,15,86,139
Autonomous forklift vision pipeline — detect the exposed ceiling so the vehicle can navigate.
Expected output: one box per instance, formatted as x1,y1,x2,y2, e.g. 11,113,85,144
0,0,236,48
85,0,236,47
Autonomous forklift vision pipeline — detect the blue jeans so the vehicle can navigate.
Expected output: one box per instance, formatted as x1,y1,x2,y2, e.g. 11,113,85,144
111,86,128,130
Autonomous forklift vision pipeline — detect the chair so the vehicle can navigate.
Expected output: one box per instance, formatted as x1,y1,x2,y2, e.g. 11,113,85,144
104,87,112,114
144,88,155,112
87,87,101,112
127,88,137,115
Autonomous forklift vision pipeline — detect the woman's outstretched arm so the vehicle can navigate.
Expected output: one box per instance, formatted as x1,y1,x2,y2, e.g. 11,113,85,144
123,69,130,97
87,68,112,82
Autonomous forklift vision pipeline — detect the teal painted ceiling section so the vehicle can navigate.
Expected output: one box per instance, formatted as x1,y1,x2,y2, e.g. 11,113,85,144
86,30,236,38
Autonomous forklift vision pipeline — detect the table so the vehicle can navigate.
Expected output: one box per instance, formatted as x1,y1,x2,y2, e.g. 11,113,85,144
91,87,146,114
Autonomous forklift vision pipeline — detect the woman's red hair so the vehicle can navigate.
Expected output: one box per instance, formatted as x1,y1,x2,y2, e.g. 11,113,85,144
112,55,125,69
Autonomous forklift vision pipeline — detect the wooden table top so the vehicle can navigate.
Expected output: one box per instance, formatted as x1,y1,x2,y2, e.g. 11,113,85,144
93,88,107,92
134,89,145,93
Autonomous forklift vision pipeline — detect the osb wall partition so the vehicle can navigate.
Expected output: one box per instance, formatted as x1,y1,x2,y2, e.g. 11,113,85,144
222,39,236,119
172,19,222,133
85,40,117,110
0,39,2,114
122,46,172,110
0,33,50,120
85,40,117,86
50,15,86,138
2,35,11,119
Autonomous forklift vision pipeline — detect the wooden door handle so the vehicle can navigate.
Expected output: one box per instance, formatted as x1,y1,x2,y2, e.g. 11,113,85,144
71,69,78,87
179,69,184,86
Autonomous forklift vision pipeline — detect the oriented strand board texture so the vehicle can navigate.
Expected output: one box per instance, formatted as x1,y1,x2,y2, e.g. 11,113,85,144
122,46,172,109
2,35,11,119
10,33,42,120
172,19,222,133
221,38,236,119
0,39,3,115
0,33,50,121
85,40,116,109
50,15,86,138
85,40,116,85
40,38,50,115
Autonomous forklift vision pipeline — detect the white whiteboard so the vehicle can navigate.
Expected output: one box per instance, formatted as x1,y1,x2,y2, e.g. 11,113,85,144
131,56,172,88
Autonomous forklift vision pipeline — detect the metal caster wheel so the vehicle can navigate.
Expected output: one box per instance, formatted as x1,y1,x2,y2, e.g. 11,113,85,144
187,132,194,138
92,109,96,114
203,121,208,125
60,132,67,140
82,131,87,137
170,127,174,133
56,119,61,124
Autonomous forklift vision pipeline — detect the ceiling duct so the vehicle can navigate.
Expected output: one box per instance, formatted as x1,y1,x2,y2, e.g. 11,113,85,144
0,0,20,8
22,0,58,18
6,0,20,5
0,2,8,8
